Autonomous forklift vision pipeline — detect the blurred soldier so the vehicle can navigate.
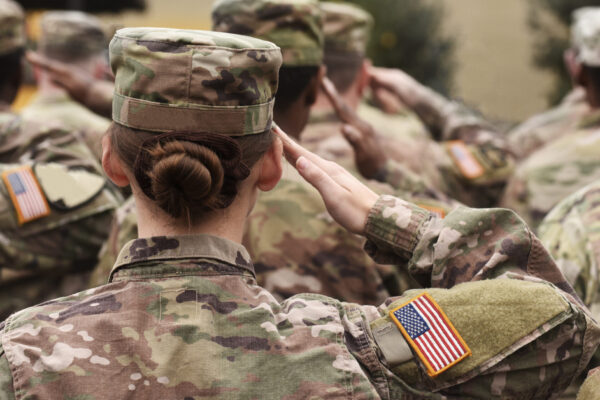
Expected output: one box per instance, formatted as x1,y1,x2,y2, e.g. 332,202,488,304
507,7,593,160
92,0,398,304
22,11,111,160
0,27,597,399
0,0,121,320
500,8,600,229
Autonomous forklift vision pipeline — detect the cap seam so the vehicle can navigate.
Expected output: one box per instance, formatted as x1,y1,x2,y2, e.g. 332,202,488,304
113,34,281,53
113,92,275,110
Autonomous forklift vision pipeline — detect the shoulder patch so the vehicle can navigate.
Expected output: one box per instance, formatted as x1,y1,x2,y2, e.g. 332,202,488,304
389,293,471,377
446,141,485,180
35,164,106,210
2,166,51,225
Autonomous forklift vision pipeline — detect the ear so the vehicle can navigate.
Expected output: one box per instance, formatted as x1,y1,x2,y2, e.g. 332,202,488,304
101,134,130,187
304,65,328,106
565,49,583,85
257,136,283,192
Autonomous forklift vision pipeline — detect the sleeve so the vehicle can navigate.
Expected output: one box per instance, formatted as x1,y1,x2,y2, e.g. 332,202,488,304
341,195,600,398
83,80,114,119
0,326,16,400
389,80,515,208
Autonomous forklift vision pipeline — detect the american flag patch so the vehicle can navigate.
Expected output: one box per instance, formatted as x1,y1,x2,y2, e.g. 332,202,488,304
447,141,485,179
390,293,471,377
2,166,50,225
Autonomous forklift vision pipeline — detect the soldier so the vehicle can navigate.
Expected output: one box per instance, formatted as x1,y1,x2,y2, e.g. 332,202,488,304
0,0,121,320
500,8,600,229
92,0,400,304
0,27,597,399
506,7,593,160
22,11,111,160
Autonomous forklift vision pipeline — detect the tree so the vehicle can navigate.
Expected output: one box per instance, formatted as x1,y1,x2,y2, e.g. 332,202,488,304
325,0,456,95
529,0,600,104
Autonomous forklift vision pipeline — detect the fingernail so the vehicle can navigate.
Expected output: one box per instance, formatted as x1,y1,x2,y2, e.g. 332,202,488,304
297,156,308,171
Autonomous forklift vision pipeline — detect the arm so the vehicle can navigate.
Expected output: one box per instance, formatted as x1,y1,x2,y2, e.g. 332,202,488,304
276,127,598,397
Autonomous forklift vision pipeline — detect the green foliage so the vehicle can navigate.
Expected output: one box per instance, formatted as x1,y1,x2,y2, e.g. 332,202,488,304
323,0,456,95
529,0,600,104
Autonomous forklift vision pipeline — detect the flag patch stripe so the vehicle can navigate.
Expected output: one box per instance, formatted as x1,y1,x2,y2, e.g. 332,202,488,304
390,293,471,377
3,166,50,224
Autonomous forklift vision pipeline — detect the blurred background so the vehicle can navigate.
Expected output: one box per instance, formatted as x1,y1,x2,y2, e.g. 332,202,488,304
13,0,600,123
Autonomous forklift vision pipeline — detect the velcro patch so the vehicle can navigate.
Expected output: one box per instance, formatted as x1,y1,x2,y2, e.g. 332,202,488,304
390,293,471,377
2,166,50,225
446,141,485,179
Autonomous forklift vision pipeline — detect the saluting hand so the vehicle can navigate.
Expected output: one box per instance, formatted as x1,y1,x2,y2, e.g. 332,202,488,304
273,125,378,235
320,77,388,180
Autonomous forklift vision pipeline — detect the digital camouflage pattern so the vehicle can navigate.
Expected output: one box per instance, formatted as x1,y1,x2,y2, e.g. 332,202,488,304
0,0,24,56
22,91,110,161
212,0,323,67
0,196,597,399
507,88,589,160
110,28,282,135
500,111,600,230
321,1,372,56
38,11,107,62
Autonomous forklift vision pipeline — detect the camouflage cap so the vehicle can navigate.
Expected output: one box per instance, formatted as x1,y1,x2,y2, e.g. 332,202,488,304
39,11,107,61
212,0,323,67
0,0,25,56
321,1,373,56
110,28,282,135
572,7,600,66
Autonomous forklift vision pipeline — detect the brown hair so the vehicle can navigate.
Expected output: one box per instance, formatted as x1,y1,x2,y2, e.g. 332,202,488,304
108,122,274,221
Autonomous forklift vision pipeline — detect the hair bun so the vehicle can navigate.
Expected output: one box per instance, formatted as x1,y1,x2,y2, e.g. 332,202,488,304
148,141,224,218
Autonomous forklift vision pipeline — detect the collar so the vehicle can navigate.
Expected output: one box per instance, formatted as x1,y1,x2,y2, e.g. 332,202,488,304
30,91,73,106
109,234,255,282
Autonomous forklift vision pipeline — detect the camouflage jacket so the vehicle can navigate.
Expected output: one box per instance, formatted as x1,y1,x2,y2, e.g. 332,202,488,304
507,88,589,160
0,196,597,399
500,110,600,230
0,110,121,320
21,91,111,160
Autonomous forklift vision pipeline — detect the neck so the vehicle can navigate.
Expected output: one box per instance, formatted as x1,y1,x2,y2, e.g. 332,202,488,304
135,188,253,244
36,71,68,97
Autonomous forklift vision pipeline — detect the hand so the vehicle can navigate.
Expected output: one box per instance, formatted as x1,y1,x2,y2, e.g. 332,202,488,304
372,86,407,114
273,124,378,235
320,77,388,180
368,66,421,108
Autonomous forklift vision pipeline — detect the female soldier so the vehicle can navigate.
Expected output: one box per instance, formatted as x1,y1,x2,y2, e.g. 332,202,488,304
0,28,597,399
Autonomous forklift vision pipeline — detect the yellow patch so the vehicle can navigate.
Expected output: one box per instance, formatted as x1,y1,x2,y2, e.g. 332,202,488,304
446,141,485,179
389,293,471,377
2,166,50,225
417,204,446,218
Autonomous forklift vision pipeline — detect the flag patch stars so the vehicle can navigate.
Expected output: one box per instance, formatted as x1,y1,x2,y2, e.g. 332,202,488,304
390,293,471,377
2,166,50,225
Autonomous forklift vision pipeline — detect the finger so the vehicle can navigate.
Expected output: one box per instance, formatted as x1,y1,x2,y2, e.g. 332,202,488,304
26,51,63,74
341,124,362,146
296,156,344,199
273,125,345,177
321,77,355,123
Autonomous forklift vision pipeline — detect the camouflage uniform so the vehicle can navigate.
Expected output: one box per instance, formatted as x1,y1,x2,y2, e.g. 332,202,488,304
22,11,111,160
0,2,121,320
0,25,597,400
0,197,597,398
578,367,600,399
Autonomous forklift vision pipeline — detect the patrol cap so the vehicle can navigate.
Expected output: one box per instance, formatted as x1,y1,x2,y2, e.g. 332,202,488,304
110,28,282,136
212,0,323,67
321,1,373,57
38,11,107,61
572,7,600,66
0,0,25,56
